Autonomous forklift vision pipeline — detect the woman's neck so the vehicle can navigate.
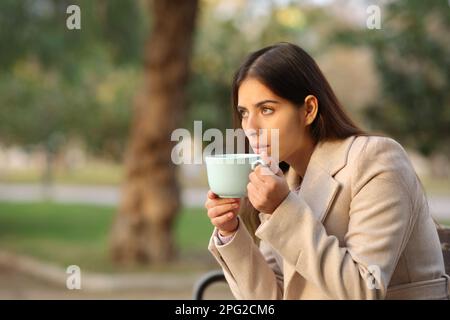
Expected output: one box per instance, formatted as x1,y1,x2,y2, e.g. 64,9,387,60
286,136,316,179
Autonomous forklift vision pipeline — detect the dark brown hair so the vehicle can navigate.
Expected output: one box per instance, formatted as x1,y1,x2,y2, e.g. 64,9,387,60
231,42,366,243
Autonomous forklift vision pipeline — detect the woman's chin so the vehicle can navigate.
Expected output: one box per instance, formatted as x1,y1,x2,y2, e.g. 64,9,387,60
254,147,269,155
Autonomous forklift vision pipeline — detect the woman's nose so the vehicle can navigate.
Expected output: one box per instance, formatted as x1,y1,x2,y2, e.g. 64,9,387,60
245,113,260,133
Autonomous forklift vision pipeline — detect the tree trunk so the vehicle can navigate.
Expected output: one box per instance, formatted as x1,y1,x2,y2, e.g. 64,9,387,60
110,0,198,264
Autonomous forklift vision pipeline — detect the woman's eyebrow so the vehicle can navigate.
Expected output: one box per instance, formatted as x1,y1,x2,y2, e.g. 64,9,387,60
237,99,280,109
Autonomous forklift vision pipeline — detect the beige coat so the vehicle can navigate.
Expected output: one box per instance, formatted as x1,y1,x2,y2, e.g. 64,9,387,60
208,135,450,299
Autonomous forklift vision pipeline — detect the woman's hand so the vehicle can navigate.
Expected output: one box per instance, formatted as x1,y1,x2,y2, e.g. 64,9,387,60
247,154,290,214
205,190,240,236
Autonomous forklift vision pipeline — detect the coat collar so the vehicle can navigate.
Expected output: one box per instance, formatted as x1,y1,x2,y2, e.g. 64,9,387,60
282,136,357,296
285,135,357,191
294,135,356,222
259,135,357,224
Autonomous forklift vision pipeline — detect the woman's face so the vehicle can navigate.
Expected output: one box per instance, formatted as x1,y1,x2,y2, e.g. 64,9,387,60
237,77,309,162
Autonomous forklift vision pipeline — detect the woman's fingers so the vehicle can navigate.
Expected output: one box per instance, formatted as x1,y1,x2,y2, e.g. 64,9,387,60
254,163,276,181
249,170,265,187
259,151,282,177
205,191,240,209
211,211,236,226
205,197,239,209
207,190,218,199
246,181,261,203
207,202,240,219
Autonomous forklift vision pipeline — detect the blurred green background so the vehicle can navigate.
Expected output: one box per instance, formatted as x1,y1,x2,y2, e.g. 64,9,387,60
0,0,449,299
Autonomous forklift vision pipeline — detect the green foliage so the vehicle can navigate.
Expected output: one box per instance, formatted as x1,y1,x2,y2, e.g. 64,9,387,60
0,0,147,160
1,0,399,160
0,201,212,272
332,0,450,156
187,2,313,133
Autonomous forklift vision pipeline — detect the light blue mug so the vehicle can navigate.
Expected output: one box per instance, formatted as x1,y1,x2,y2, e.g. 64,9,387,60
204,154,268,198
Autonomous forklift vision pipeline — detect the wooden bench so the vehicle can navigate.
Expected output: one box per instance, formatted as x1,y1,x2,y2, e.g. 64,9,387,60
437,226,450,276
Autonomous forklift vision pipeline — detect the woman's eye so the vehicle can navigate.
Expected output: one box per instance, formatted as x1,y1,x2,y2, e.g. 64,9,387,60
262,107,273,115
239,110,249,118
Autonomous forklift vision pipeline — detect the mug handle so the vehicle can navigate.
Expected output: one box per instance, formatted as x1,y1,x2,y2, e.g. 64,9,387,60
251,159,268,170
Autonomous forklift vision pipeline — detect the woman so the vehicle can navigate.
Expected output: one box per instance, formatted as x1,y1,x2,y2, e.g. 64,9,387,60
204,42,449,300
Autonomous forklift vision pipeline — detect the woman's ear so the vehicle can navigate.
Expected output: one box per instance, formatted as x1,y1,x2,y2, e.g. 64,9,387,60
303,95,318,126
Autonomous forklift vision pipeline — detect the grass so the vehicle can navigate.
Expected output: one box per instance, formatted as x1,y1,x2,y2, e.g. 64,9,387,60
0,200,449,275
0,201,215,274
0,162,123,186
0,162,209,188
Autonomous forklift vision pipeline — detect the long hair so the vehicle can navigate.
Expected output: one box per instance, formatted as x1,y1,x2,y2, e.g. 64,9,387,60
231,42,366,243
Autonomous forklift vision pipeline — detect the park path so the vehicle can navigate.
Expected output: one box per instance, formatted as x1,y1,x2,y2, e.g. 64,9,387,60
0,183,449,221
0,183,235,299
0,265,233,299
0,183,205,208
0,250,234,300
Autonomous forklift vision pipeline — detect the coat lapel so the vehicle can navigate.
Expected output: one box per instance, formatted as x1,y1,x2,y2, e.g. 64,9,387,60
285,135,356,222
282,136,356,295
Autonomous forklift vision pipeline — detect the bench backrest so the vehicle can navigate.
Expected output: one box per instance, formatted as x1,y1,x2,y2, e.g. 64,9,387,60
437,227,450,275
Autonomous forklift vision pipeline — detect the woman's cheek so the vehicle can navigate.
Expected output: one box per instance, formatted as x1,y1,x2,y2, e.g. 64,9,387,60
272,128,286,157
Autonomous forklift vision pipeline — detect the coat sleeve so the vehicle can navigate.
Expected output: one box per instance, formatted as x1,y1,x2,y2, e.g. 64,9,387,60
208,216,284,299
254,137,420,299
